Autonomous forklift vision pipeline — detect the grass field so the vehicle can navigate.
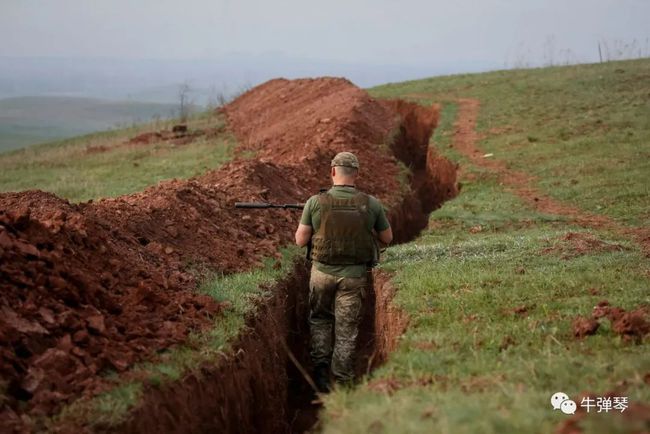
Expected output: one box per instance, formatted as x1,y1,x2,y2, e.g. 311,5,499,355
0,111,233,202
373,59,650,226
316,59,650,433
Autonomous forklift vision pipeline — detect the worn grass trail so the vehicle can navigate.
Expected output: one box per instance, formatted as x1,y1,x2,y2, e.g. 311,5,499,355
451,97,650,256
319,59,650,434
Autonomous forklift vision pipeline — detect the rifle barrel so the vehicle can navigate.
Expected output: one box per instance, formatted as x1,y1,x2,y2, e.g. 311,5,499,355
235,202,304,209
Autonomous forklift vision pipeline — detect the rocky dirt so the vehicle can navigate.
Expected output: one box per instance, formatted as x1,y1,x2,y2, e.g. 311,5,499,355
1,77,457,433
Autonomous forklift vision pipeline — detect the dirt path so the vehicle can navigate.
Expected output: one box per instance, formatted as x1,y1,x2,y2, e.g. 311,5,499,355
451,98,650,256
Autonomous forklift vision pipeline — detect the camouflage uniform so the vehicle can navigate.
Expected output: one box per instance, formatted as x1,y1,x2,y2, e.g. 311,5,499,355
300,152,391,388
309,266,366,384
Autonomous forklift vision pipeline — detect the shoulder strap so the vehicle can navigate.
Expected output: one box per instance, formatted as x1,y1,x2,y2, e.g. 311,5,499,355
317,191,333,214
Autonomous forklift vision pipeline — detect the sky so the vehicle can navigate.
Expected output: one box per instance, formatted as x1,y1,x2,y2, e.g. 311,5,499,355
1,0,649,98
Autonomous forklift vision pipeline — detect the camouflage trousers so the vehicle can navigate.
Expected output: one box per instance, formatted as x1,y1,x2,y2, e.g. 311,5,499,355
308,265,367,384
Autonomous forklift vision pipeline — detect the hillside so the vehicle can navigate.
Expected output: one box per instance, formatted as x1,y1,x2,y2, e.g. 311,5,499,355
0,77,452,432
0,96,178,152
318,58,650,433
0,59,648,434
0,110,232,202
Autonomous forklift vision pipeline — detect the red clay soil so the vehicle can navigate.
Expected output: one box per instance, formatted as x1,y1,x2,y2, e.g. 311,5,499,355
572,316,600,338
117,261,314,434
1,77,456,433
451,98,650,257
572,300,650,342
590,300,650,343
224,78,402,204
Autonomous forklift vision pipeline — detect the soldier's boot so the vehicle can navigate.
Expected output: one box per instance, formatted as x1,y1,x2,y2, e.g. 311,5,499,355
313,364,331,394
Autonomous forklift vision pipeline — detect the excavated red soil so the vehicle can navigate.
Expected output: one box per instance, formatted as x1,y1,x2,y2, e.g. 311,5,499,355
590,300,650,343
1,77,457,433
571,300,650,342
572,316,600,338
0,168,308,431
224,78,401,206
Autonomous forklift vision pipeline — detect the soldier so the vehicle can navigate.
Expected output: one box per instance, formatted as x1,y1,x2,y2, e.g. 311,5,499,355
295,151,393,392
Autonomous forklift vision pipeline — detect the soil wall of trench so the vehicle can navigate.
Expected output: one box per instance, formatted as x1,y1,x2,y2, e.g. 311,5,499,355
112,99,459,434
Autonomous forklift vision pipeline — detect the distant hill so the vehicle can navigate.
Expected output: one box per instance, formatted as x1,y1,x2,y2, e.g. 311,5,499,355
0,96,178,152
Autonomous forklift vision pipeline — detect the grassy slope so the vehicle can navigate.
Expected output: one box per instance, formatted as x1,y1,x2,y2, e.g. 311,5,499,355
0,111,233,202
318,59,650,433
374,59,650,226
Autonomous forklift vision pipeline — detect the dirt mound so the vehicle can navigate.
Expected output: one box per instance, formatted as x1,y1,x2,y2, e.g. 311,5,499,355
612,308,650,340
0,163,309,428
570,300,650,342
127,125,225,147
1,77,456,431
0,191,222,424
223,77,404,206
223,77,456,241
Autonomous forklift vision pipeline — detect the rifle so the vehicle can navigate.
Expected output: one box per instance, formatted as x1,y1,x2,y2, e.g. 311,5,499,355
235,202,311,260
235,202,304,210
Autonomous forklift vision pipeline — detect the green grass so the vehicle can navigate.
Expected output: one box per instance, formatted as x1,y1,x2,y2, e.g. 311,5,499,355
319,60,650,433
371,58,650,226
320,168,649,434
52,247,301,430
7,58,649,432
0,111,234,202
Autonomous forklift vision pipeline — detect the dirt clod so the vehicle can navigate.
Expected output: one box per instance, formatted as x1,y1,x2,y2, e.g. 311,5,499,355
584,300,649,342
572,316,600,338
612,308,650,342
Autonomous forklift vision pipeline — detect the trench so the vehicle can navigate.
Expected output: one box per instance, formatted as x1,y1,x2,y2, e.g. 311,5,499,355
114,102,459,434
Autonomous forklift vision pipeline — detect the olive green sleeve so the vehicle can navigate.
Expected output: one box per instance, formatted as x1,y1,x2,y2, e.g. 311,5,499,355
300,196,316,226
370,196,390,232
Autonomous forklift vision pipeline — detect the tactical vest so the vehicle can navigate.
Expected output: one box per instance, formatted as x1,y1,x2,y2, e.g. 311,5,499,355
311,192,378,265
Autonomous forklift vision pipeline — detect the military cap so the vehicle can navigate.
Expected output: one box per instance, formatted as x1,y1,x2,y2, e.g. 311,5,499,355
331,151,359,169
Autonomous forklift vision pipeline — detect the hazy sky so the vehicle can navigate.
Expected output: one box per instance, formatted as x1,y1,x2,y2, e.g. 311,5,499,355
3,0,649,67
